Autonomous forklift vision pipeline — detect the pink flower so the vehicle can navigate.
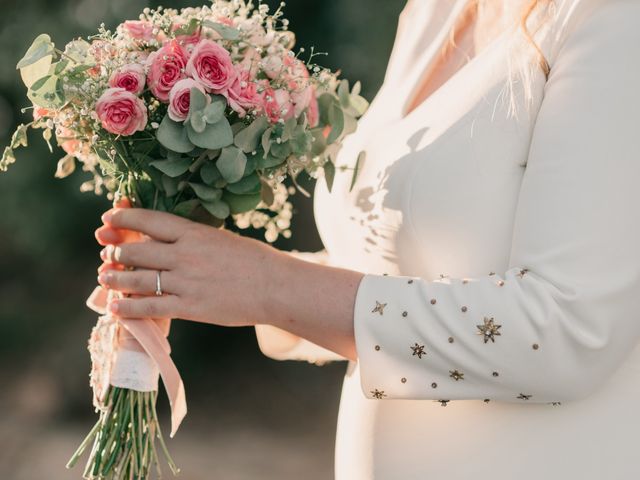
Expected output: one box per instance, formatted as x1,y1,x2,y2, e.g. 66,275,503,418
262,87,294,124
225,69,263,117
262,55,284,79
168,78,207,122
146,40,189,102
109,64,146,96
306,88,320,128
95,88,148,136
186,39,236,94
122,20,154,42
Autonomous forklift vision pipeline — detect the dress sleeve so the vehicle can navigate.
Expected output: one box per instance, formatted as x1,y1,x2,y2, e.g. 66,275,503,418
353,0,640,403
255,250,347,366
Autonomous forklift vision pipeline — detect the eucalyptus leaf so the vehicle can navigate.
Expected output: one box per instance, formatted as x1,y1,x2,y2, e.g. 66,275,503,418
281,116,297,142
234,116,269,153
290,126,312,155
269,140,292,158
200,161,222,185
190,112,207,133
157,115,195,153
255,151,284,169
150,157,192,177
11,124,29,149
261,127,273,156
310,127,327,157
54,59,69,75
189,182,222,202
338,79,350,108
350,151,366,192
173,199,200,218
161,174,179,196
20,54,52,89
186,117,233,150
326,103,345,144
226,172,261,195
189,87,207,114
222,191,262,214
324,159,335,192
202,20,241,40
243,151,257,176
352,80,362,96
134,180,157,209
16,34,54,69
349,94,369,117
201,199,230,219
27,75,65,108
260,181,275,207
203,95,226,124
317,93,335,126
216,146,246,184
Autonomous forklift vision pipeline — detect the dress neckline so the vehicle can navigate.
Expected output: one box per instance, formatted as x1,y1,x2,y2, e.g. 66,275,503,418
399,0,510,121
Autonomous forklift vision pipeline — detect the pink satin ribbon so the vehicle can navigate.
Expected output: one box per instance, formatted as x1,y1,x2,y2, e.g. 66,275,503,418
86,285,187,438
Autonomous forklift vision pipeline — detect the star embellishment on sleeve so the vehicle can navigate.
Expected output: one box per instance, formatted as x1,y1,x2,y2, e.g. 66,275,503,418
372,301,387,315
477,316,502,343
410,343,426,359
449,369,464,381
371,389,387,399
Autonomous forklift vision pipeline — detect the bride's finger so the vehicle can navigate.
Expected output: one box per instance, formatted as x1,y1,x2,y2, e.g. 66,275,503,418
99,269,181,296
108,295,181,319
100,241,174,270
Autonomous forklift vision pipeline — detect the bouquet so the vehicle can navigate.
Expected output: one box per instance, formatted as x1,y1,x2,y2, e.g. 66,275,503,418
3,1,367,478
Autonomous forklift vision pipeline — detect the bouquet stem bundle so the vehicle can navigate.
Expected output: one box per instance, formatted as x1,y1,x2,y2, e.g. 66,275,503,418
67,387,179,479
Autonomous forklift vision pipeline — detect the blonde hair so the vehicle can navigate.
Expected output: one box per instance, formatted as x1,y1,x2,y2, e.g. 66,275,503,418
444,0,558,119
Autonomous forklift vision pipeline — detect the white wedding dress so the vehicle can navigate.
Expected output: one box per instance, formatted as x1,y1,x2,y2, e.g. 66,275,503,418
256,0,640,478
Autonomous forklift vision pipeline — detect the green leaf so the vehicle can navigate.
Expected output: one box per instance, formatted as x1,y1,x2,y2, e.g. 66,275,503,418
290,126,312,156
189,182,222,202
157,115,195,153
261,127,273,156
338,79,350,108
10,124,28,149
350,150,366,192
174,18,200,37
326,103,345,144
226,172,261,195
324,159,335,192
150,157,192,177
54,154,75,179
281,116,297,142
16,34,54,69
310,127,327,157
0,147,16,172
190,87,208,114
349,94,369,117
134,180,157,209
222,191,261,214
243,151,257,176
203,95,226,124
200,161,222,185
173,199,200,218
255,151,284,169
161,174,179,196
190,112,207,133
201,199,230,219
234,116,269,153
20,54,52,88
216,146,246,183
269,140,292,158
260,181,275,206
317,93,335,126
27,75,65,108
54,59,69,75
202,20,241,40
186,117,233,150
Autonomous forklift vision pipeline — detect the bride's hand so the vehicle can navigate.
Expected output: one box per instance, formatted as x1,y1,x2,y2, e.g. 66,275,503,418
94,202,285,327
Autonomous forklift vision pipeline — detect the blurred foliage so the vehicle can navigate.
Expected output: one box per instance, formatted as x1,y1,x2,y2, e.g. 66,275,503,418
0,0,404,427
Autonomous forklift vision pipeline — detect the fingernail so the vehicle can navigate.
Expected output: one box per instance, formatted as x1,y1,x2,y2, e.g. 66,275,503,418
98,272,108,285
100,248,106,260
102,211,113,224
108,301,119,314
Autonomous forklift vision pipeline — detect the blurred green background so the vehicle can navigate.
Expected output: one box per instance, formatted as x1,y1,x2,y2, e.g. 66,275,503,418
0,0,404,478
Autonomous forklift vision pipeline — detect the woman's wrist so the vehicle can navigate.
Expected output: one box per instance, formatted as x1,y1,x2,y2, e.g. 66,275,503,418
261,249,364,361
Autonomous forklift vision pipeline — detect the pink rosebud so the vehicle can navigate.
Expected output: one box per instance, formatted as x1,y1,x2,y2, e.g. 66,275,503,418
95,88,148,136
306,87,320,128
168,78,207,122
108,64,146,96
263,87,294,124
146,40,189,102
225,68,263,117
186,40,236,94
123,20,154,42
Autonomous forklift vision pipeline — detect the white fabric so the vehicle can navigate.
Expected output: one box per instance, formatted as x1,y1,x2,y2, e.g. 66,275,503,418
110,349,160,392
259,0,640,478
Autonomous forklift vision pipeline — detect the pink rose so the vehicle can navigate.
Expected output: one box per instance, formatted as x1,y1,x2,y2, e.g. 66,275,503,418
95,88,148,136
262,87,294,124
109,64,146,96
291,85,313,118
146,40,188,102
168,78,207,122
186,40,236,94
123,20,154,42
225,69,263,117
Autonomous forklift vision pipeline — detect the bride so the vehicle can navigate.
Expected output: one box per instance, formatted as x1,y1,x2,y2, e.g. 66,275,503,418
95,0,640,478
